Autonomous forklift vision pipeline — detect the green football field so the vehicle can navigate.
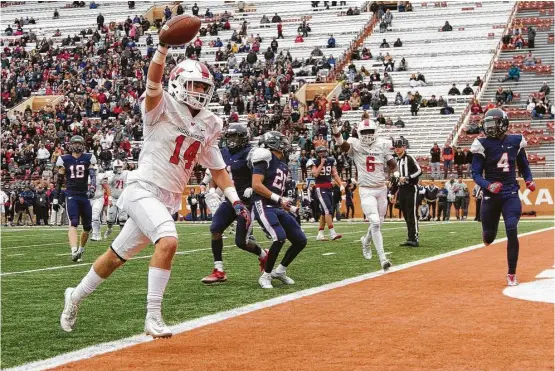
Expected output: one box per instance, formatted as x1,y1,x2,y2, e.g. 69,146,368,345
1,219,553,369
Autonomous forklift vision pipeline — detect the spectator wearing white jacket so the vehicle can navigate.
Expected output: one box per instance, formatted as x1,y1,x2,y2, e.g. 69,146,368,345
36,144,50,165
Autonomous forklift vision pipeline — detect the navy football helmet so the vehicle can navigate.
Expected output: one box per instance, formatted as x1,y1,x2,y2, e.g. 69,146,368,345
482,108,509,138
225,124,250,150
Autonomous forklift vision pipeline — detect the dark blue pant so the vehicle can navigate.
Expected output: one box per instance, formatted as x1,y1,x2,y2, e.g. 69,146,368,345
315,187,333,215
66,195,92,231
481,192,521,243
253,201,306,245
481,192,521,274
210,200,250,247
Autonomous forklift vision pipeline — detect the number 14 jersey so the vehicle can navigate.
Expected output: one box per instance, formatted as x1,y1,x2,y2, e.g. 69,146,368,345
131,91,226,194
347,136,393,188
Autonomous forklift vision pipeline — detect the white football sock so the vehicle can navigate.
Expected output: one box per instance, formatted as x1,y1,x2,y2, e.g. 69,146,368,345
370,224,386,262
214,261,224,272
276,264,287,274
329,228,336,236
71,246,78,254
71,267,104,304
146,267,171,316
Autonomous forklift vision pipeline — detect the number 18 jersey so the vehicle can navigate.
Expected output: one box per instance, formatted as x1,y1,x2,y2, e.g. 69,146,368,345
56,153,97,197
130,92,226,194
347,136,393,188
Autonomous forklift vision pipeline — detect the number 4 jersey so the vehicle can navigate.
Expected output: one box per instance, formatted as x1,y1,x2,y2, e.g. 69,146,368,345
471,134,531,194
131,91,226,194
347,136,393,188
56,153,97,197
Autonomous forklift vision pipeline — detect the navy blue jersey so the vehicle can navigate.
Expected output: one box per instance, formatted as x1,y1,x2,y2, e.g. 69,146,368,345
284,180,298,201
471,134,532,194
56,153,97,197
250,148,289,205
306,157,336,188
221,145,252,198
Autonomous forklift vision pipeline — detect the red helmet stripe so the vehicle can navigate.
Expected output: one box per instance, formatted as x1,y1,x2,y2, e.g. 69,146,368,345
199,63,210,79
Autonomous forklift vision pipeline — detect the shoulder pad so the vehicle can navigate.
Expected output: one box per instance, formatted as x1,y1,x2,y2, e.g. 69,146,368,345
249,147,272,166
470,138,485,156
306,158,316,168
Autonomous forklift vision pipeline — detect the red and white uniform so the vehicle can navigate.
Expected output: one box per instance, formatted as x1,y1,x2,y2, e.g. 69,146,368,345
112,92,226,260
347,136,393,222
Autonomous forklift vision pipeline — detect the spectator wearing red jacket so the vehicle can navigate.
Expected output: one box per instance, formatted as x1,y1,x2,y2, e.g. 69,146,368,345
470,99,483,115
295,33,304,43
120,137,131,156
341,100,351,111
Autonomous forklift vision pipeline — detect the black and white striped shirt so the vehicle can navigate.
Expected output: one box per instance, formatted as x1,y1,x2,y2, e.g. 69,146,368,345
396,153,422,186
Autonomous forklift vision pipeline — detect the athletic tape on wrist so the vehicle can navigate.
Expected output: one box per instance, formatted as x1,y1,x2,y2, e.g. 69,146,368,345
224,187,240,204
152,45,168,65
270,193,281,203
146,79,162,97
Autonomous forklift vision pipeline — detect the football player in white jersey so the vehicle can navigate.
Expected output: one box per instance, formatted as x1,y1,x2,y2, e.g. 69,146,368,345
332,119,398,271
90,168,112,241
104,159,129,238
61,42,250,338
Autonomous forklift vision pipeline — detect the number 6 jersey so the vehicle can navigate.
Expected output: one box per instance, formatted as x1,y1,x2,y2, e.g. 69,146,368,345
347,136,393,188
56,153,97,197
130,91,226,194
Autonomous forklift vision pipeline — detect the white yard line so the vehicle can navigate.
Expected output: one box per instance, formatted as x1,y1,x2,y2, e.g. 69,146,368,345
6,226,553,371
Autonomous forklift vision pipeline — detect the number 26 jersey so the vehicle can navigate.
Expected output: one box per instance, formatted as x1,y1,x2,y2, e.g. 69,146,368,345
130,91,226,194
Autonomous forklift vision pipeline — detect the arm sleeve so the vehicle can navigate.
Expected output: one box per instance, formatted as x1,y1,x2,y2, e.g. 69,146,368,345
408,155,422,179
471,154,490,189
252,161,269,175
516,148,533,182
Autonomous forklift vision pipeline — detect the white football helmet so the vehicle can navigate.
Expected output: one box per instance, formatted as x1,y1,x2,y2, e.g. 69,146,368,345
168,59,214,110
112,159,124,174
357,119,379,146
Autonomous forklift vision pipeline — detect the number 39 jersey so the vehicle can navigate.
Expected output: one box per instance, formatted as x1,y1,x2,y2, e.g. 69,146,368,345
347,136,393,188
471,134,527,193
130,91,226,194
56,153,97,197
249,148,290,206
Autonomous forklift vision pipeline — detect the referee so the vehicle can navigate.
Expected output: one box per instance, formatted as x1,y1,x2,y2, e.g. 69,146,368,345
393,138,422,247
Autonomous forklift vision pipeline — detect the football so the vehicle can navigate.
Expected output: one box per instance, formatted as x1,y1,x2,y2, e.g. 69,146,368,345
158,15,201,46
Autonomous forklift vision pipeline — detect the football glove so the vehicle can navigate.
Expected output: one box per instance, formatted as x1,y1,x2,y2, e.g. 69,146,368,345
331,120,343,136
487,182,503,194
243,187,253,199
86,186,96,199
526,181,536,192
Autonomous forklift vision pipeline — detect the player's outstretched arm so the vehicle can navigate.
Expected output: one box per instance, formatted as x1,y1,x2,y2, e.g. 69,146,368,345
331,121,350,152
145,42,169,113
